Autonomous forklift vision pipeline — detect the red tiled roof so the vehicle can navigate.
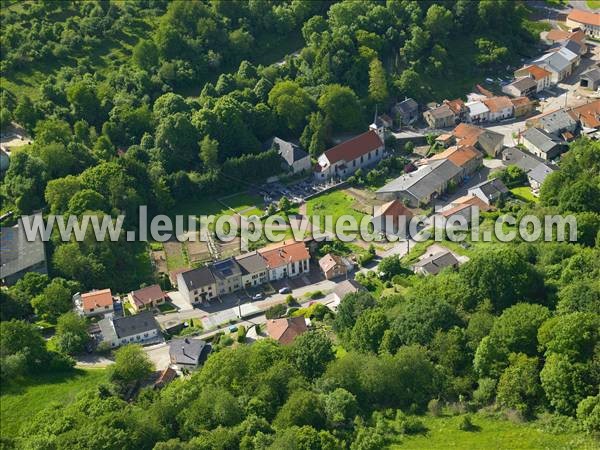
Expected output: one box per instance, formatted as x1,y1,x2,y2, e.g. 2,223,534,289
521,65,552,81
511,96,532,108
452,123,484,147
266,317,307,345
429,145,483,167
81,289,113,310
318,253,345,273
258,241,310,269
546,29,571,41
483,96,514,113
375,199,414,219
444,99,466,115
130,284,165,308
567,9,600,27
569,99,600,129
442,195,491,217
323,130,383,164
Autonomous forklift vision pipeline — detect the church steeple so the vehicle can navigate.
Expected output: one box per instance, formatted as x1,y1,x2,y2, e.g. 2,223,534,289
369,105,385,141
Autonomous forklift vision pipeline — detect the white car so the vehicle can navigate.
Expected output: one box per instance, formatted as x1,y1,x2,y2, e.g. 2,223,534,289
252,293,263,301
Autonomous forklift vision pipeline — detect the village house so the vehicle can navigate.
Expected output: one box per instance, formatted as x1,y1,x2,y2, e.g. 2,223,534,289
259,241,310,281
522,127,566,161
376,159,462,206
562,39,587,58
534,50,576,83
467,178,509,205
211,257,243,295
514,65,553,92
331,279,364,305
543,29,586,52
566,9,600,39
500,147,547,173
569,100,600,133
528,163,557,192
154,367,177,390
75,289,114,317
537,108,579,138
423,104,456,129
452,123,504,157
434,133,456,148
314,126,384,180
502,77,537,98
392,98,419,125
579,66,600,92
264,137,312,174
441,194,491,224
428,145,483,178
127,284,166,313
465,100,489,123
318,253,350,280
444,98,469,122
483,96,514,122
235,251,269,288
511,97,535,118
266,316,308,345
177,266,218,305
98,310,161,348
169,338,211,371
412,247,460,276
371,199,414,236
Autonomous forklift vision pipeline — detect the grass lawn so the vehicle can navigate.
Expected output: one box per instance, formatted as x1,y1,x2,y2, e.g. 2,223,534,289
305,190,365,232
1,369,108,437
511,186,539,203
157,302,177,313
389,412,596,449
220,192,265,213
587,0,600,8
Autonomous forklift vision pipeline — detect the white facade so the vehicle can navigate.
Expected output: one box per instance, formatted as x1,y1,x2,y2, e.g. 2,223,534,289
267,259,310,281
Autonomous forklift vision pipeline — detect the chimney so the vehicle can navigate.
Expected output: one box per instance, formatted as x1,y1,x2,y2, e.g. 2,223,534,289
182,346,187,357
184,338,189,344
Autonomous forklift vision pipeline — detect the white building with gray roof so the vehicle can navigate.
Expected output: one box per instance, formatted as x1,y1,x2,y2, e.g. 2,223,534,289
264,137,311,174
376,159,462,206
528,163,557,192
522,127,566,161
98,310,161,348
235,251,268,288
169,338,211,371
177,266,218,305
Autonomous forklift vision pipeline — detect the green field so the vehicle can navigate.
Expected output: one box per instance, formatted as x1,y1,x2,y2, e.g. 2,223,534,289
587,0,600,9
389,412,597,450
511,186,539,203
0,369,108,437
306,190,366,232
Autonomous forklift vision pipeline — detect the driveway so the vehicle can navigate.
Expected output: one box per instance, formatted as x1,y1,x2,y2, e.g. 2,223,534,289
144,342,171,370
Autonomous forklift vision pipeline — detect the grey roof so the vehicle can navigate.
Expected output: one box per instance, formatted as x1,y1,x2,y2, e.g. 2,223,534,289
500,147,546,172
538,109,578,135
469,178,509,198
210,257,242,280
180,266,215,290
562,40,584,56
523,127,562,153
377,159,461,200
427,104,455,119
414,250,459,275
535,51,571,73
333,279,363,300
0,214,47,280
265,137,309,166
508,77,537,92
477,129,505,152
394,98,419,116
581,67,600,83
169,338,211,366
235,251,267,275
528,163,556,184
113,311,159,339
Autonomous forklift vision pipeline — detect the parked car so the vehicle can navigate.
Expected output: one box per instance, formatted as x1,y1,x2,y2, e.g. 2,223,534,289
252,293,263,301
229,325,238,333
278,287,291,294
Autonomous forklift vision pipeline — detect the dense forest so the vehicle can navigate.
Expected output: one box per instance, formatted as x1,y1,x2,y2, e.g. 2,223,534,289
1,1,599,448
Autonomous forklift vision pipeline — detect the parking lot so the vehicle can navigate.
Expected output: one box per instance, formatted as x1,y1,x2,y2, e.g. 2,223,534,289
255,177,346,207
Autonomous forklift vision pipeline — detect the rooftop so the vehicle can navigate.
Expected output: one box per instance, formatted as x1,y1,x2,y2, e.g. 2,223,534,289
266,316,308,345
414,249,459,275
427,104,455,119
506,77,537,92
0,214,47,281
469,178,509,198
265,137,309,166
567,9,600,26
522,127,562,153
130,284,164,308
519,64,552,81
112,310,159,339
429,145,482,167
211,257,242,280
528,162,557,184
235,251,268,275
318,253,345,273
374,199,414,219
258,241,310,269
179,266,215,290
169,338,211,366
500,147,546,172
322,130,383,165
332,279,363,300
82,289,113,310
466,101,489,116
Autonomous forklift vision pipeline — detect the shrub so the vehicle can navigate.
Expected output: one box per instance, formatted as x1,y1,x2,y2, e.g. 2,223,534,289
428,399,442,417
237,325,246,343
286,295,296,306
577,395,600,434
265,303,286,319
458,415,478,431
473,378,497,407
310,291,323,299
395,411,427,435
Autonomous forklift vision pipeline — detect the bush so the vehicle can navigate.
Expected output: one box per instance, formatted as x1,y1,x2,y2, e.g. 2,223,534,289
286,295,296,306
395,411,427,435
428,399,442,417
458,415,478,432
310,291,323,299
265,303,286,319
237,325,246,343
220,335,233,346
473,378,497,407
577,395,600,434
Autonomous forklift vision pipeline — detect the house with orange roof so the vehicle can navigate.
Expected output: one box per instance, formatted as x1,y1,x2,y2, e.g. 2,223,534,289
258,241,310,281
514,65,553,92
318,253,350,280
441,194,491,224
452,123,504,157
315,124,384,180
511,97,535,118
483,96,514,122
371,199,414,236
266,316,308,345
428,145,483,177
75,288,114,317
566,9,600,39
127,284,166,313
569,99,600,131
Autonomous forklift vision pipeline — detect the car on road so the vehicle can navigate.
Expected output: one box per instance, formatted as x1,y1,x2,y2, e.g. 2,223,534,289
278,287,291,294
252,293,263,301
228,325,238,333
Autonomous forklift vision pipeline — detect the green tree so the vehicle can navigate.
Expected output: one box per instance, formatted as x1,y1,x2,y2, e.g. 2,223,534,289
55,312,90,355
424,4,454,39
350,309,388,354
14,96,38,130
268,80,312,133
368,58,388,104
278,196,291,211
31,278,76,322
496,353,543,417
66,81,101,124
274,390,326,429
92,135,116,161
333,291,375,333
109,344,154,388
324,388,358,426
132,39,159,71
290,331,334,380
317,84,361,131
199,135,219,170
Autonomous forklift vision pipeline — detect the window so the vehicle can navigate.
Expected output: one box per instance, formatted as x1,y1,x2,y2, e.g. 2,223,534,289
144,333,148,337
90,308,94,312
